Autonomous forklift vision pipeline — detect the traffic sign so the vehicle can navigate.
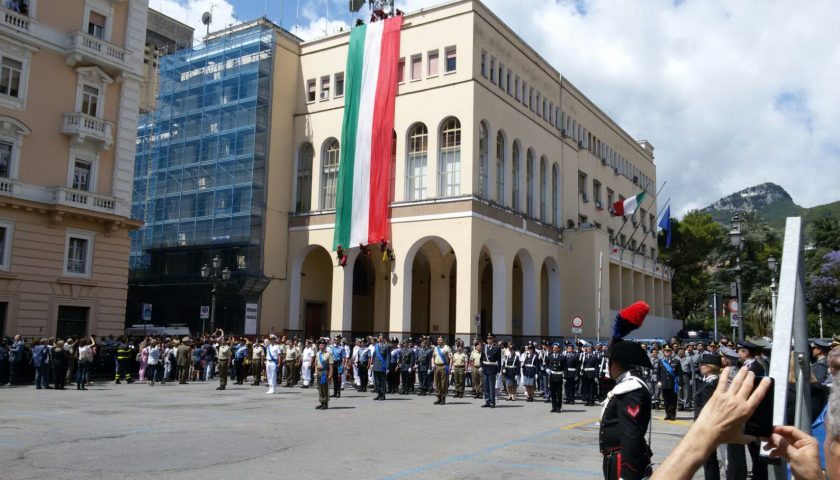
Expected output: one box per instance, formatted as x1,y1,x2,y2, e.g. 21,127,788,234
570,315,584,328
142,303,152,322
474,314,481,327
200,305,210,319
730,315,739,328
571,327,583,335
728,299,739,314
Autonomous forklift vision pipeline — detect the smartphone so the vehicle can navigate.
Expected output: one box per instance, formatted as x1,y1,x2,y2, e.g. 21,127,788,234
744,376,774,438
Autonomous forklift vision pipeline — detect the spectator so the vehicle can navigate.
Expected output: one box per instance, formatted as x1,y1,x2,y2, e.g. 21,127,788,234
76,337,95,390
8,334,23,385
52,340,70,390
31,338,50,389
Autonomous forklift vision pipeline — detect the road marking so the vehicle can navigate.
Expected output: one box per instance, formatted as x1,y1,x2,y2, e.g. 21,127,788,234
561,417,601,430
656,416,693,426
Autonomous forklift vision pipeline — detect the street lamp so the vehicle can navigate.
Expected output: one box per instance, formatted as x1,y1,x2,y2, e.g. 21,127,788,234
768,255,778,324
200,255,231,333
729,213,744,341
818,303,824,339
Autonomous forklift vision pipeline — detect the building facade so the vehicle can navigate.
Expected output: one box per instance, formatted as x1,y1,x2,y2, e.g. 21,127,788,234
0,0,148,338
131,0,676,341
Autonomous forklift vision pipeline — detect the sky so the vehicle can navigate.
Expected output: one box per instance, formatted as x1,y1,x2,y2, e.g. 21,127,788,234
149,0,840,215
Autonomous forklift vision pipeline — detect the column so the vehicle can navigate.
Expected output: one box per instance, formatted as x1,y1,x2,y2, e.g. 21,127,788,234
330,249,358,337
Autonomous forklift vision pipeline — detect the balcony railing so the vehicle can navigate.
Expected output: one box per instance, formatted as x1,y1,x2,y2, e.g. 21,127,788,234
0,178,18,196
61,112,114,150
52,187,116,214
1,6,29,31
67,31,131,74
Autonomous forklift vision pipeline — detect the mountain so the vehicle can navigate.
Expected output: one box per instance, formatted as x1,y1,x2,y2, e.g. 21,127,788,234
701,182,840,236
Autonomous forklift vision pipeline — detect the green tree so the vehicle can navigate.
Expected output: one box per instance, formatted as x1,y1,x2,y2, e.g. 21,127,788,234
811,214,840,251
658,211,726,320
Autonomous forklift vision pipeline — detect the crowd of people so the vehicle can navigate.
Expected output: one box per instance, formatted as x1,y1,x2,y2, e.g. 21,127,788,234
2,325,838,479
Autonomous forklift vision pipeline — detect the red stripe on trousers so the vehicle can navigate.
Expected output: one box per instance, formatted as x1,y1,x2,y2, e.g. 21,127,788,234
367,16,403,244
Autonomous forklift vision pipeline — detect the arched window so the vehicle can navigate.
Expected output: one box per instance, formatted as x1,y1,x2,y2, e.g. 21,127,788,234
320,138,340,209
295,142,313,212
495,131,505,204
478,121,489,198
539,156,547,222
526,149,534,217
438,117,461,197
406,123,428,201
552,163,560,226
512,140,521,211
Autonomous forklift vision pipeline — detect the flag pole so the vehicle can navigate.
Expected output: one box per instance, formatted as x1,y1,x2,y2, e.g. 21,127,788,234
614,180,666,249
623,180,666,249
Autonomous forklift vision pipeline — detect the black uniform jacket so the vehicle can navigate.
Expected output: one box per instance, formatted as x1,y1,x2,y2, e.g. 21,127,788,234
479,344,501,375
693,375,719,420
545,352,566,381
581,353,600,379
656,355,682,391
599,370,651,480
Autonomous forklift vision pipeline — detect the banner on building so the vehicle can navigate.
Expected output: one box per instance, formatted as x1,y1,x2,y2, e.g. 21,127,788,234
333,16,403,250
245,303,258,335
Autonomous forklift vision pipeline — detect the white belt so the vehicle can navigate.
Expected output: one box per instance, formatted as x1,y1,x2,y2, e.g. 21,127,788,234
482,361,497,365
550,370,564,374
584,368,596,371
567,368,577,371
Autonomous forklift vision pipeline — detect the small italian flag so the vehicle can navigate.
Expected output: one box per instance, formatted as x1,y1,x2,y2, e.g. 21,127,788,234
333,17,403,250
612,192,646,217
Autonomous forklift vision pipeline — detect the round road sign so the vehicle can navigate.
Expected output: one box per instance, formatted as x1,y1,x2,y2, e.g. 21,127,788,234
728,299,739,313
571,315,584,328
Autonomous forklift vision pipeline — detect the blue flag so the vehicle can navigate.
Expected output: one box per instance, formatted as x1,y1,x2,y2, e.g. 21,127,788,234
658,206,672,248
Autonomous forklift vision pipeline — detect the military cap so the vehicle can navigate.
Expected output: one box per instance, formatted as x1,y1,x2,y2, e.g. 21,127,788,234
698,353,722,367
608,340,653,368
719,346,739,360
811,339,832,349
737,340,761,352
663,345,673,352
486,333,495,339
527,344,535,350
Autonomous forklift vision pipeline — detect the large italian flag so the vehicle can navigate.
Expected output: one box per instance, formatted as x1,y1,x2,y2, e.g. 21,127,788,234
333,17,403,250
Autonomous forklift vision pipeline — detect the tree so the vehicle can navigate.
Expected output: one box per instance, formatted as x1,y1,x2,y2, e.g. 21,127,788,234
811,214,840,251
807,251,840,317
746,286,773,337
658,211,726,320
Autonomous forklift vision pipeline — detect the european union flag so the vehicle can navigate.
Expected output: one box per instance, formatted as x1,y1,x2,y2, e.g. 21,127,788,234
658,206,672,248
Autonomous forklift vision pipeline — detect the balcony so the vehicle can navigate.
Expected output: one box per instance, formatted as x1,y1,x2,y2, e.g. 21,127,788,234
52,187,116,215
61,112,114,151
0,178,19,196
1,6,29,32
66,31,131,75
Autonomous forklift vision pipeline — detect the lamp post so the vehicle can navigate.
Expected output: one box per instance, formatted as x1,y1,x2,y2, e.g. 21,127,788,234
200,255,231,333
768,255,778,325
818,303,824,339
729,214,744,341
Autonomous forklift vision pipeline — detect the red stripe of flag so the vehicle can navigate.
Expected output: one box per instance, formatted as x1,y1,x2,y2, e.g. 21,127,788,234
367,16,403,244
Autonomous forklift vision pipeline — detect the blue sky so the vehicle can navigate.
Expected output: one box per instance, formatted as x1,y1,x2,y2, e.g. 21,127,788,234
151,0,840,215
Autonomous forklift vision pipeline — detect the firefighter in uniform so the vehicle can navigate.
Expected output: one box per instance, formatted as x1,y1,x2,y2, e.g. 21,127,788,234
600,340,653,480
115,340,134,384
581,345,600,406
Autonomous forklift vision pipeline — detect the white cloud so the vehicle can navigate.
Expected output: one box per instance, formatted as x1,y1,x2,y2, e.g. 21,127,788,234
149,0,239,44
305,0,840,215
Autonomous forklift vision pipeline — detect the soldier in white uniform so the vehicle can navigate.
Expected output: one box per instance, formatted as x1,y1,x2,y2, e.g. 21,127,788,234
265,335,283,394
300,339,315,388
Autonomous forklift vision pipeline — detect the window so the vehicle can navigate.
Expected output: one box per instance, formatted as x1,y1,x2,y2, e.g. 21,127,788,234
72,160,92,191
608,228,615,243
334,72,344,97
445,47,456,73
526,149,534,217
548,102,554,125
438,117,461,197
480,51,486,78
320,139,340,209
81,85,99,116
506,70,512,95
650,213,657,232
640,208,647,230
593,180,602,207
536,93,541,117
319,75,330,100
0,57,22,99
489,57,496,84
56,306,89,339
0,219,13,271
495,131,505,204
3,0,30,15
87,11,106,39
410,54,422,80
397,58,405,84
514,76,520,100
539,157,547,222
551,164,560,226
478,122,488,198
0,141,10,178
607,188,615,210
498,63,504,91
578,171,588,201
306,79,316,102
529,88,534,111
406,123,428,201
512,141,521,211
295,143,313,212
522,81,527,105
427,50,439,77
64,230,94,277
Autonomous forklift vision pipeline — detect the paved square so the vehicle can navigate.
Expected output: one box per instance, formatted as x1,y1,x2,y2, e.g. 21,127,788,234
0,382,697,479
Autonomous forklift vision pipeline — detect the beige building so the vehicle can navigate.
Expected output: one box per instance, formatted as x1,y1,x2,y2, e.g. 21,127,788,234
0,0,147,337
257,0,677,342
